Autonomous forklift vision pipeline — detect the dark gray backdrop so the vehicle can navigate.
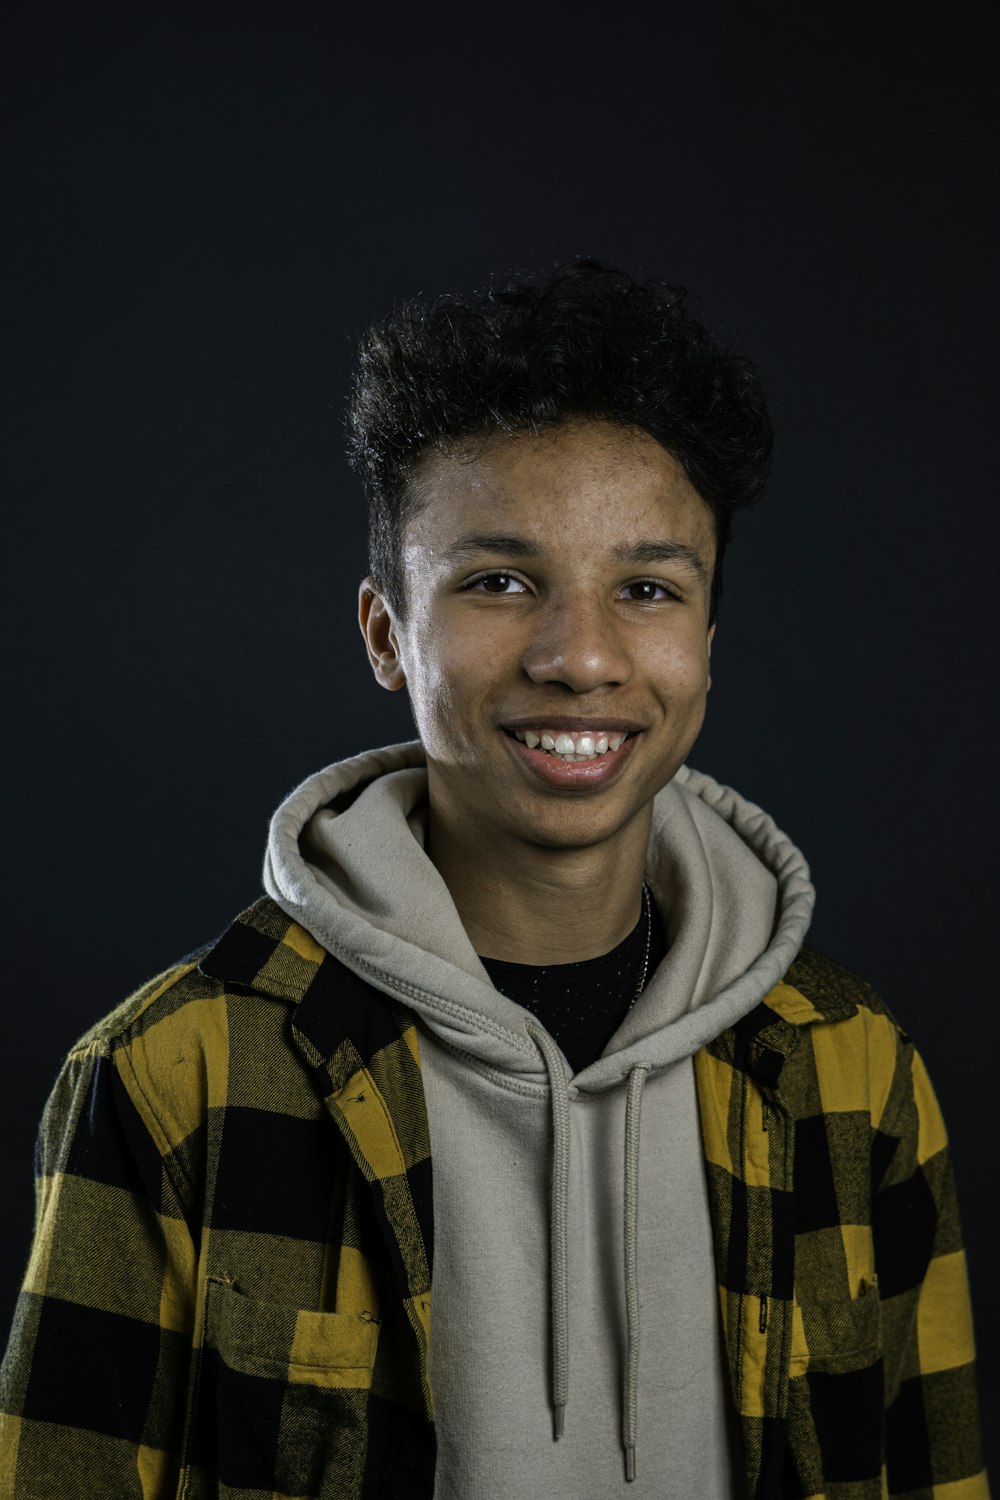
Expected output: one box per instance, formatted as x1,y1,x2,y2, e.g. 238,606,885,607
4,0,997,1460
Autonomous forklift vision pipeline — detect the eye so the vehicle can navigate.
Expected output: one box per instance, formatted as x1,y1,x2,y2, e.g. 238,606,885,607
618,578,681,602
464,571,529,595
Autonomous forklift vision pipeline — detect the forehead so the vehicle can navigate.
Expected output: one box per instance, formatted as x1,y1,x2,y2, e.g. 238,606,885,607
404,420,716,561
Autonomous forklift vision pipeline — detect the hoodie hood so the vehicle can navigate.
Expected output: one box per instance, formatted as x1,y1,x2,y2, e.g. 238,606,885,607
263,739,815,1091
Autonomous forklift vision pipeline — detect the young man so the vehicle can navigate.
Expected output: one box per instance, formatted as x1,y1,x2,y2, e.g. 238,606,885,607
1,263,987,1498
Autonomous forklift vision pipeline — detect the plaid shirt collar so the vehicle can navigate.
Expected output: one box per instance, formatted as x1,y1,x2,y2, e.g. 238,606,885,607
198,894,859,1096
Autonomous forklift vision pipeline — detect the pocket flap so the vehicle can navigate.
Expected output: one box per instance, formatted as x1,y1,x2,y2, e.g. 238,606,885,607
205,1277,379,1384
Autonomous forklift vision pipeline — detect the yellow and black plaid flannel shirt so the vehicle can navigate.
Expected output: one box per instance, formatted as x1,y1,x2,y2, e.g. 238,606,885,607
0,896,988,1498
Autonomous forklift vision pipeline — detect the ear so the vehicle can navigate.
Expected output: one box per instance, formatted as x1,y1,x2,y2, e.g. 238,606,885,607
706,621,716,691
358,577,407,691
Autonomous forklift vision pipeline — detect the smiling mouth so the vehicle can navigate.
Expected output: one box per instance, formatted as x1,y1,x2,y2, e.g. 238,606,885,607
504,728,635,763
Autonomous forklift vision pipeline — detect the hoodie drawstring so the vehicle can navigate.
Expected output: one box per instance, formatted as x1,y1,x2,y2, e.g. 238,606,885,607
526,1018,650,1483
525,1019,571,1439
623,1064,649,1482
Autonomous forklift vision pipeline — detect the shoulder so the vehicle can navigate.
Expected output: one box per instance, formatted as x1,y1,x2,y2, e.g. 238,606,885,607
59,898,326,1154
69,897,324,1060
764,945,921,1134
60,896,417,1136
781,943,906,1030
68,953,225,1061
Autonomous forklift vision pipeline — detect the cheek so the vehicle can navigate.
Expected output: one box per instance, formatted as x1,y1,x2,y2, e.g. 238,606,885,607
403,641,483,747
651,634,712,699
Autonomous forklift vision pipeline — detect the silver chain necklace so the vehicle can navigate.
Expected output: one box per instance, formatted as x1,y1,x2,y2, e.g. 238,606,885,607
629,882,653,1008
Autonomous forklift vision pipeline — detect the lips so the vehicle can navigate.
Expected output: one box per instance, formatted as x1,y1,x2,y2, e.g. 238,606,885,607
501,725,640,789
510,728,629,759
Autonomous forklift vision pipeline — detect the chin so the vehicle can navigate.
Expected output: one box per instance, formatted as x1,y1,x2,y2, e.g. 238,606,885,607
515,805,642,853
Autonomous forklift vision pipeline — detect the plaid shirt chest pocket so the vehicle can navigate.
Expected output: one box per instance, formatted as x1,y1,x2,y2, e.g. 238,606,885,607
790,1277,882,1376
181,1278,379,1498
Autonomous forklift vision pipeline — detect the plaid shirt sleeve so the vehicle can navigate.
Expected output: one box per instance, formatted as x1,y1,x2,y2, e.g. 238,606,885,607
0,965,200,1498
875,1031,986,1495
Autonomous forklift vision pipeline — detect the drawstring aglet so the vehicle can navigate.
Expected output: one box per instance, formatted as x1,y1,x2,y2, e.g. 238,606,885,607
625,1444,636,1482
553,1403,566,1440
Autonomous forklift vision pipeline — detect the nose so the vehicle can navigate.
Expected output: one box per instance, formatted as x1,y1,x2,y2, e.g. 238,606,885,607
520,592,633,692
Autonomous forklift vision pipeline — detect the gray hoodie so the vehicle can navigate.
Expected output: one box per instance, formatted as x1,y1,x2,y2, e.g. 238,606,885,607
263,741,815,1496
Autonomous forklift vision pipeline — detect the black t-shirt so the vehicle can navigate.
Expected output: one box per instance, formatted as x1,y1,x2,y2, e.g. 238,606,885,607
479,891,668,1073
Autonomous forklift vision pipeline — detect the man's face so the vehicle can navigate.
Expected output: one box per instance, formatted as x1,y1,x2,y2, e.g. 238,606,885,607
361,419,717,857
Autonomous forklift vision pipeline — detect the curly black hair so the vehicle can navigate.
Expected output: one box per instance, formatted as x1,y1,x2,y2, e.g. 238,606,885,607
346,259,772,626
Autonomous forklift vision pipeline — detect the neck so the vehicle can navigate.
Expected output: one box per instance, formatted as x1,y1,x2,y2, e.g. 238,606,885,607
427,804,652,965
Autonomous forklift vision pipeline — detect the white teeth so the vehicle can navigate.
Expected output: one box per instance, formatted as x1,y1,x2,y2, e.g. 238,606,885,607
512,727,632,760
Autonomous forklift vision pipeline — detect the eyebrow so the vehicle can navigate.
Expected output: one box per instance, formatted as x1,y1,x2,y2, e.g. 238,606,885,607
612,539,709,582
440,532,542,564
441,531,709,581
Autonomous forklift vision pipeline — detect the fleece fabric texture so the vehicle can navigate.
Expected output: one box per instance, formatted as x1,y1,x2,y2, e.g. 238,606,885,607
263,741,816,1496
